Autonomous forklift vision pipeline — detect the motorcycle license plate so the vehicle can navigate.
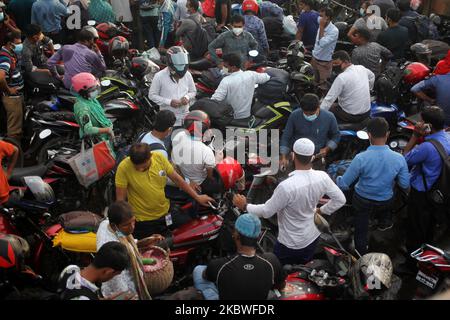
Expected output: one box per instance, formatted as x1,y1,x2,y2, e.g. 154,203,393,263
416,270,439,289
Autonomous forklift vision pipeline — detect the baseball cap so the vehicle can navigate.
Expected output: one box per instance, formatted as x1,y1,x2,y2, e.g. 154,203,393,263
293,138,315,156
235,214,261,239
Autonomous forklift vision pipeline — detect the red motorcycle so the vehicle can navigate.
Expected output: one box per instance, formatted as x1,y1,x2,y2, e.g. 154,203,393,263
411,244,450,299
95,22,132,58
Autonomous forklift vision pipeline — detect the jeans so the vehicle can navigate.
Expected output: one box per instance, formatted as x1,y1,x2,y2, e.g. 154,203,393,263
141,16,160,49
352,192,393,255
193,265,219,300
273,239,318,265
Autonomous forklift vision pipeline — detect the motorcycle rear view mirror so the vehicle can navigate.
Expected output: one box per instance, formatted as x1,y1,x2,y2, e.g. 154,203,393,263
356,130,369,140
39,129,52,140
87,20,96,26
101,80,111,87
53,44,61,51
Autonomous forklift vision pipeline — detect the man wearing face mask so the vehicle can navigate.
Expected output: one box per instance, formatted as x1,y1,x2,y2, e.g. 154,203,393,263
47,29,106,89
320,51,375,124
0,31,25,142
0,3,21,47
208,14,258,67
347,1,388,43
280,93,340,171
71,72,115,149
336,117,410,255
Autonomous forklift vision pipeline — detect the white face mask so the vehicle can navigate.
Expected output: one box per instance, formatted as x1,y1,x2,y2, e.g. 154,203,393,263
89,88,100,100
232,27,244,36
221,66,229,75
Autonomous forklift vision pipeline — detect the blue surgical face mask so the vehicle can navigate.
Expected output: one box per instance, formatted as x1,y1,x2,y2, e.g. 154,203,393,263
13,43,23,55
89,88,100,100
303,112,318,122
360,8,365,16
0,13,4,22
116,230,127,238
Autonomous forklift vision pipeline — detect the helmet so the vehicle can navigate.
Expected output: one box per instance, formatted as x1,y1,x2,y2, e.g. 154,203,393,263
403,62,430,84
350,253,393,299
71,72,99,96
242,0,259,14
0,233,30,270
82,25,99,39
23,176,55,204
183,110,211,136
96,22,119,40
216,157,244,190
287,40,306,70
167,46,190,78
109,36,129,58
130,57,159,80
334,21,349,40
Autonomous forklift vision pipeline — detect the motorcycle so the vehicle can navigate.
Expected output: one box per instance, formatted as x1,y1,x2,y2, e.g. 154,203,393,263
411,244,450,299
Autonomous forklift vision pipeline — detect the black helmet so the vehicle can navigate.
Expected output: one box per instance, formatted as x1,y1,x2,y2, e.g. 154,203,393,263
183,110,211,136
109,36,129,58
334,21,349,40
130,57,159,80
167,46,190,78
0,233,30,270
287,40,306,70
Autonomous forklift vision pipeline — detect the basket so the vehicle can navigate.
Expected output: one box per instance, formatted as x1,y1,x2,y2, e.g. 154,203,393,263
141,246,174,295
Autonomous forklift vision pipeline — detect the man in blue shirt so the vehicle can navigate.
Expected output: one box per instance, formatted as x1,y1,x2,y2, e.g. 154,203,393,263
242,0,269,55
337,117,410,255
31,0,68,44
296,0,319,50
280,93,340,170
402,106,450,261
397,0,419,45
311,7,338,94
411,74,450,126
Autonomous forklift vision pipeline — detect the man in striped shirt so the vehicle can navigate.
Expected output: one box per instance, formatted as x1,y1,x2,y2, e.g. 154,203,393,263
0,31,24,141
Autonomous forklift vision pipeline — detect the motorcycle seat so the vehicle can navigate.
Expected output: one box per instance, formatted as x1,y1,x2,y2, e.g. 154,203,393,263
189,58,214,71
39,111,76,122
228,117,253,128
9,165,48,186
338,118,369,132
57,87,74,96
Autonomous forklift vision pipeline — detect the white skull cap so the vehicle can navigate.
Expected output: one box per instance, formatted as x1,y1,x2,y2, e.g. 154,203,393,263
293,138,315,156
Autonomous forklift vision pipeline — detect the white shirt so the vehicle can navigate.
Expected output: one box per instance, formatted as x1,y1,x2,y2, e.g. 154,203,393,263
141,131,168,159
174,0,189,20
320,64,375,115
171,131,216,184
149,68,197,126
211,70,270,119
247,170,346,250
96,220,138,296
110,0,133,22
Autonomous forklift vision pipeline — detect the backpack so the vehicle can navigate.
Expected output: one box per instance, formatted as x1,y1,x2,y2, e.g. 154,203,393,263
190,98,234,130
422,139,450,206
255,68,289,105
186,17,210,59
406,15,439,42
375,65,403,105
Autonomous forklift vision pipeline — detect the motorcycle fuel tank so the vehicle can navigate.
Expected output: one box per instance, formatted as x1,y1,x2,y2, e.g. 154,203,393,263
172,214,223,246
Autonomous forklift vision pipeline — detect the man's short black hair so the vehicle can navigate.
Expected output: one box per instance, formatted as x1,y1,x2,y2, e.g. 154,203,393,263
421,106,446,131
5,31,21,44
300,93,320,112
231,14,245,25
153,110,176,132
129,143,151,165
93,242,130,271
386,8,402,22
319,7,333,19
188,0,199,12
238,233,258,247
367,117,389,138
78,29,95,42
223,53,242,68
332,50,351,62
24,24,42,38
397,0,411,12
355,28,371,41
295,154,314,165
300,0,315,7
108,201,133,226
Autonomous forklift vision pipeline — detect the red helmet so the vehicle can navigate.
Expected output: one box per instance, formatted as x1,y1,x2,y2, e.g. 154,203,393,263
96,22,119,40
242,0,259,14
403,62,430,84
216,157,244,190
0,233,30,270
183,110,211,136
71,72,99,93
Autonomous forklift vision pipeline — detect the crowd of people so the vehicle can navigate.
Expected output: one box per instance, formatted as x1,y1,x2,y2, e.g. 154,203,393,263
0,0,449,301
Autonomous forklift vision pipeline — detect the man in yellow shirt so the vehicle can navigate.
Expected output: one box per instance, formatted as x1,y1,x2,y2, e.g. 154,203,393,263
115,143,214,239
